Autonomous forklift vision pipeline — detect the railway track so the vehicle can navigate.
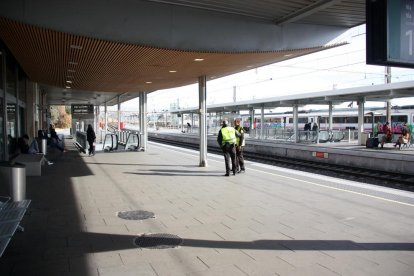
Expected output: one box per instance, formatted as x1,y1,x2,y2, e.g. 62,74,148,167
149,136,414,192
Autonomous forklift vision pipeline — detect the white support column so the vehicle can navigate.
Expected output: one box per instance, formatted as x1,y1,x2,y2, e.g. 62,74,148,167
117,95,121,132
250,108,255,138
328,101,333,131
357,98,365,145
95,105,99,140
181,114,184,133
104,103,108,137
293,104,299,143
139,92,148,151
260,105,264,139
142,92,148,151
199,75,207,167
386,67,392,123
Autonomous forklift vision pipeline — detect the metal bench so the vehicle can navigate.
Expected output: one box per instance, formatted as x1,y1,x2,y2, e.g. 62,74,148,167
0,197,31,257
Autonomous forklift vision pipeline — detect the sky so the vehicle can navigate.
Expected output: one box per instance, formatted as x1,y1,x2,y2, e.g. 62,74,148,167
119,25,414,112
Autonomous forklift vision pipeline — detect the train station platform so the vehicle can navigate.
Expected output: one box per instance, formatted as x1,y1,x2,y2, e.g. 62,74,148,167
149,131,414,177
0,139,413,275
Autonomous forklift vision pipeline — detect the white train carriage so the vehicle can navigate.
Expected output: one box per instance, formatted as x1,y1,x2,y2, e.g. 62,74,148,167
242,107,414,133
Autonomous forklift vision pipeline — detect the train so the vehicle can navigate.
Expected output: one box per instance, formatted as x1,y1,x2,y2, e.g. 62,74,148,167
239,106,414,133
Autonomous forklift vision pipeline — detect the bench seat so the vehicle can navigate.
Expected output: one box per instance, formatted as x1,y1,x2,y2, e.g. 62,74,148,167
0,198,31,257
13,154,45,176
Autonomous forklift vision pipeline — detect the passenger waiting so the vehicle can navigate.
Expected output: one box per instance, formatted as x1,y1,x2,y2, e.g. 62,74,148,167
18,134,53,165
394,127,410,150
380,122,392,149
18,134,40,154
49,126,64,152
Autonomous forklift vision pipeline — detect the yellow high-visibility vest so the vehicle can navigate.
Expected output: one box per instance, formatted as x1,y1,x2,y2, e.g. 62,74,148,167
221,127,236,145
235,125,245,146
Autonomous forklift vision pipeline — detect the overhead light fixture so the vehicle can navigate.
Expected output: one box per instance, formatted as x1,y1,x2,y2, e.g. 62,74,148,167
194,58,204,62
68,61,78,65
70,44,82,50
65,86,71,89
66,80,72,84
169,70,177,73
284,54,293,57
145,81,152,84
68,69,76,73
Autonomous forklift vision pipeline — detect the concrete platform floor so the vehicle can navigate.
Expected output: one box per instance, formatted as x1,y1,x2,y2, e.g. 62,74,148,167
1,140,413,275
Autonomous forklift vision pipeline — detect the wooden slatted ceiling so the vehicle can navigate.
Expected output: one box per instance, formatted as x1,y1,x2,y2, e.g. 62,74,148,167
0,17,341,94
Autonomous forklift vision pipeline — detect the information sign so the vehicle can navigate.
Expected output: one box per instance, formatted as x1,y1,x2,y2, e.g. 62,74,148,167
71,104,94,116
367,0,414,68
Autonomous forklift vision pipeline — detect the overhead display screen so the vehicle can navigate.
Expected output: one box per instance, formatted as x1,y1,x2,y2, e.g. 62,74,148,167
367,0,414,68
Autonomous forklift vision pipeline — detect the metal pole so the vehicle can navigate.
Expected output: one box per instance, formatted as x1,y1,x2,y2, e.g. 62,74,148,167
357,98,365,145
328,101,333,131
181,114,184,133
104,102,108,136
117,95,121,133
141,92,148,151
260,106,264,139
199,75,207,167
386,67,392,124
293,104,299,143
139,92,148,151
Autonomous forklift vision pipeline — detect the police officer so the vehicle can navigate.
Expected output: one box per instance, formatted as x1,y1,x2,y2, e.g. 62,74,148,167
217,119,239,176
234,118,245,173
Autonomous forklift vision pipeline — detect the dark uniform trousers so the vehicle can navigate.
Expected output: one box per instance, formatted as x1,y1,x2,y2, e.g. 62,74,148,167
222,143,236,174
235,145,245,171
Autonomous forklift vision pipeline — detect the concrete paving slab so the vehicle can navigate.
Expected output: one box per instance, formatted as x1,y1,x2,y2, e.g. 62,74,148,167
0,140,413,275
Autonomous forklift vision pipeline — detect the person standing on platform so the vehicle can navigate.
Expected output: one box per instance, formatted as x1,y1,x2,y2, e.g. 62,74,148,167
217,119,239,176
234,118,245,173
304,122,311,140
86,124,96,156
312,122,318,140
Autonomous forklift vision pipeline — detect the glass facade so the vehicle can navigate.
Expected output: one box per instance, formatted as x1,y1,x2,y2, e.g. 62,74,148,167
0,97,4,161
0,46,29,161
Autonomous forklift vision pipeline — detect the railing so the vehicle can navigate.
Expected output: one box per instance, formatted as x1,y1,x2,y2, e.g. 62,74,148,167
101,129,141,152
103,133,118,151
248,128,359,144
75,131,87,149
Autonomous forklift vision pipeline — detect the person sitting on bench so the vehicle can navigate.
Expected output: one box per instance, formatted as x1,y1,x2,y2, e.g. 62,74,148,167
380,122,392,149
18,134,40,154
394,127,410,150
18,134,53,165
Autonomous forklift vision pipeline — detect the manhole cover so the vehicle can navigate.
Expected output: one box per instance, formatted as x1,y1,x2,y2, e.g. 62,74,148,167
134,233,183,249
117,210,155,220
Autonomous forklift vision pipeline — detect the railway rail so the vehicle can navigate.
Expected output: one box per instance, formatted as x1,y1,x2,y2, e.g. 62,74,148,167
149,136,414,192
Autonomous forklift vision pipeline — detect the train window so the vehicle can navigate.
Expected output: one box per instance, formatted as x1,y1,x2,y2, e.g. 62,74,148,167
374,116,386,123
298,118,308,124
391,115,407,123
364,116,372,123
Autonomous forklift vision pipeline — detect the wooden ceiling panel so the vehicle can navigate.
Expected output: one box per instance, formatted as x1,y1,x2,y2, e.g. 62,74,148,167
0,16,341,95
